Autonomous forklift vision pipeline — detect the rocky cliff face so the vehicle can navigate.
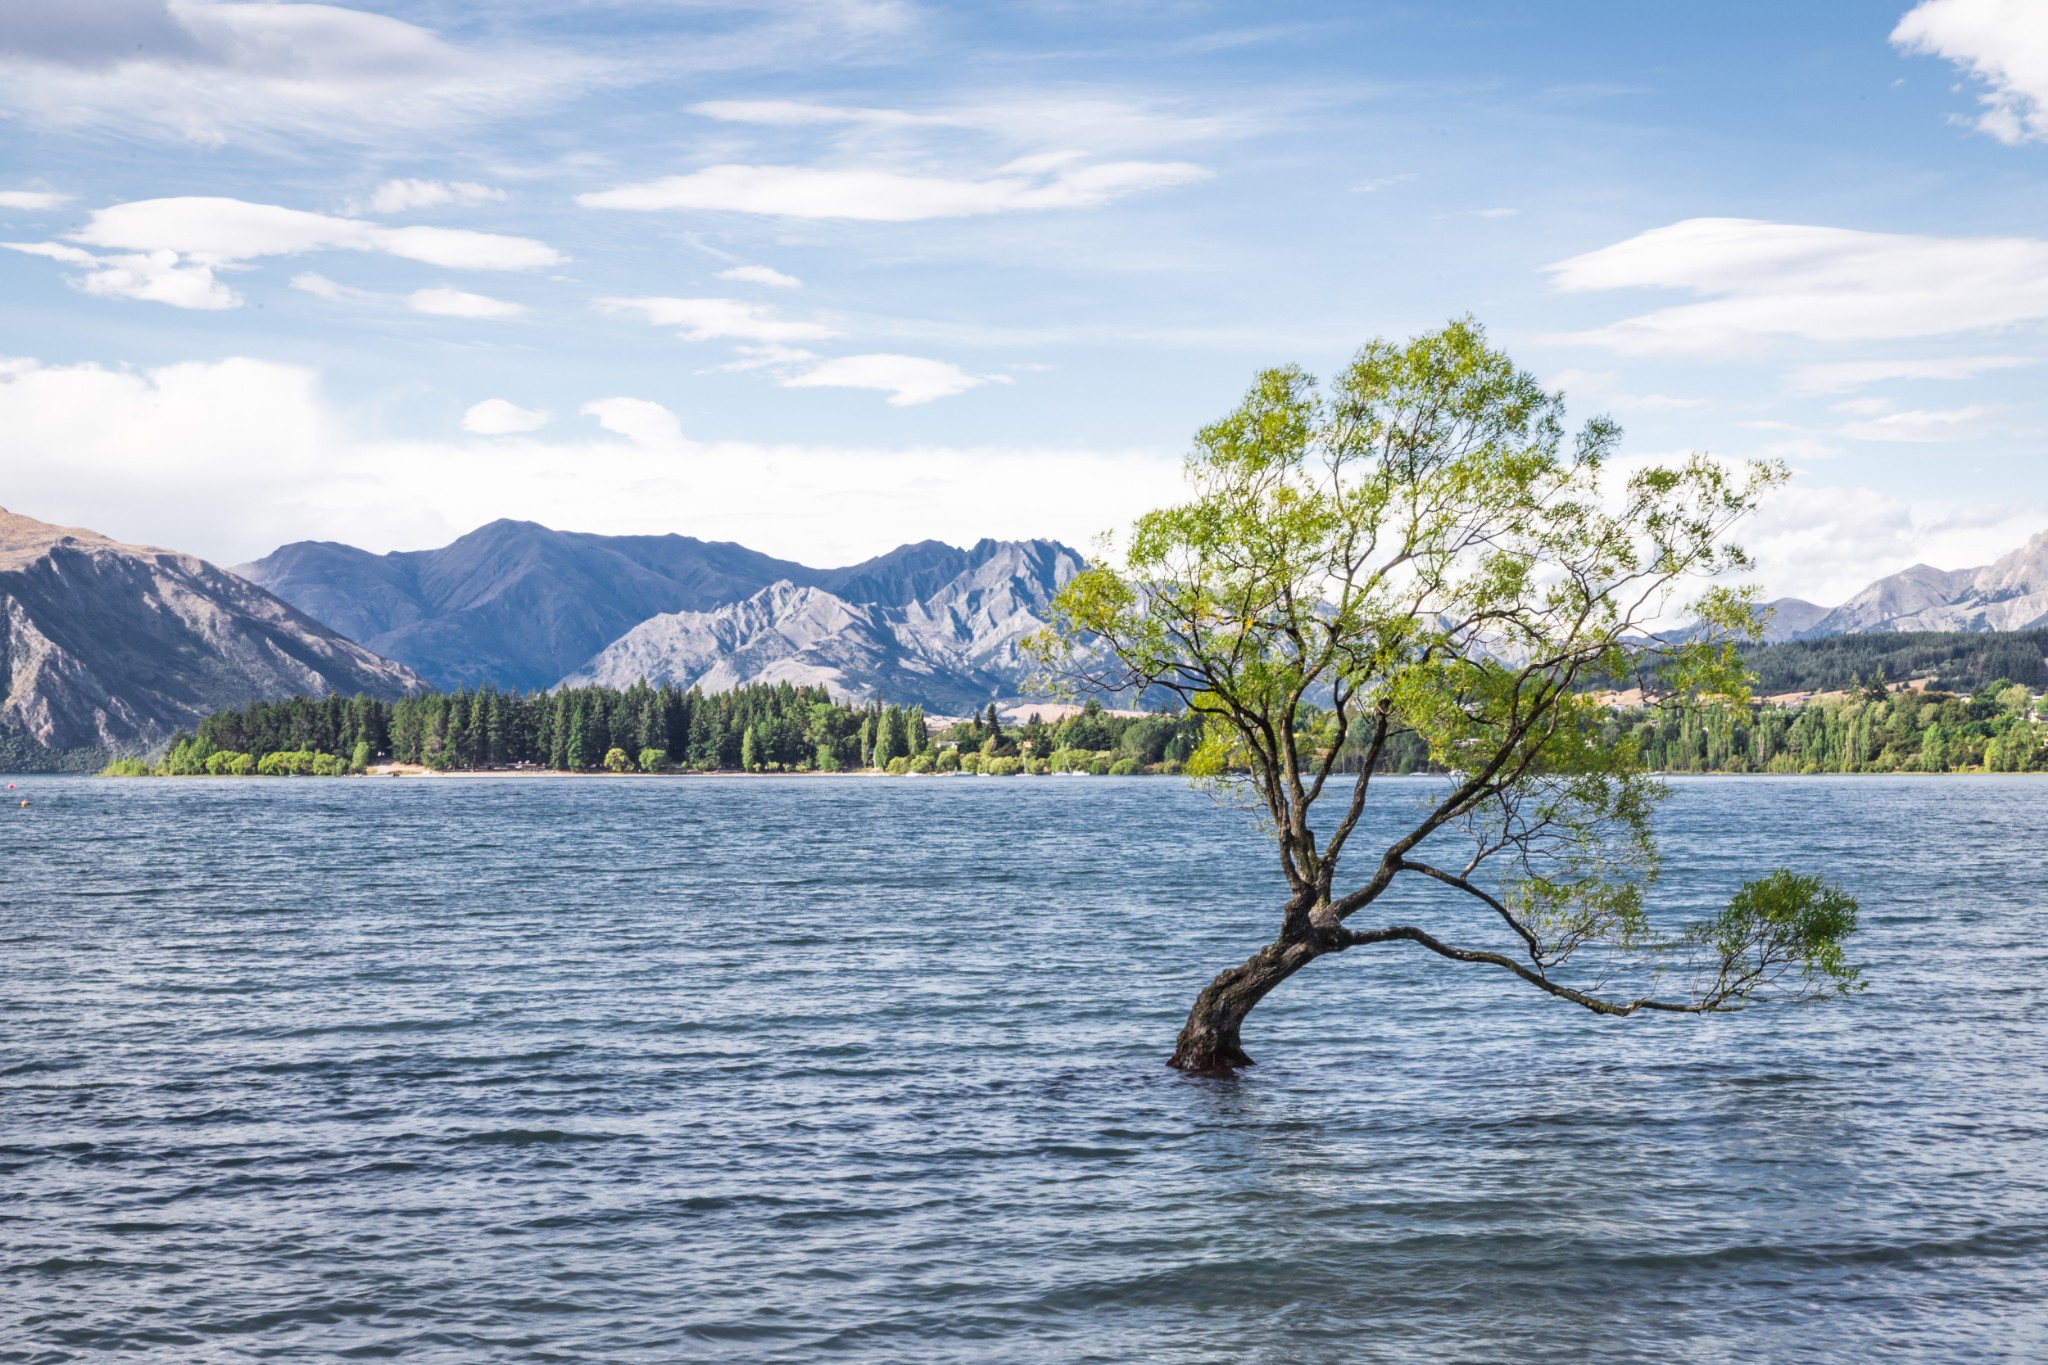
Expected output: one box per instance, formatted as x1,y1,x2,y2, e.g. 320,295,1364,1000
236,520,818,691
1,508,420,763
562,540,1086,710
243,523,1085,704
1803,530,2048,637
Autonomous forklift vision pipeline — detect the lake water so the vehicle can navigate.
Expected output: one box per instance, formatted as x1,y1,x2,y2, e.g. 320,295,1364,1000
3,774,2045,1362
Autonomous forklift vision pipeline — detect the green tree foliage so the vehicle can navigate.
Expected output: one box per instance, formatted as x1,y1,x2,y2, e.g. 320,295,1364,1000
1038,318,1862,1070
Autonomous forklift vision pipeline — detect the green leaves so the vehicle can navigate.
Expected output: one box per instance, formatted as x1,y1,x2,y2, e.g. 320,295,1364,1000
1691,869,1864,1004
1040,315,1863,1021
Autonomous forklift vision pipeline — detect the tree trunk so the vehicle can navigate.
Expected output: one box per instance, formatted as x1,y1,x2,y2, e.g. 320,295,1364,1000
1169,938,1321,1072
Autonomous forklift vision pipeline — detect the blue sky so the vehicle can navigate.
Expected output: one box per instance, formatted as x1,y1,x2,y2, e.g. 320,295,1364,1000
3,0,2046,604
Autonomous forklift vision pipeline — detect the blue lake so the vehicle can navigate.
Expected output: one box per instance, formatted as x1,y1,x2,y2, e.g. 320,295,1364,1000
3,774,2045,1362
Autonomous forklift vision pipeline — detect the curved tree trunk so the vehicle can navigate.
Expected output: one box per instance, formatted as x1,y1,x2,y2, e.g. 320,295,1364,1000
1169,938,1323,1071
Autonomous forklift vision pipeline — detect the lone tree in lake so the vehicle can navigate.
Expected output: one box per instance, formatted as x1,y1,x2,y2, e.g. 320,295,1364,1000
1040,319,1861,1071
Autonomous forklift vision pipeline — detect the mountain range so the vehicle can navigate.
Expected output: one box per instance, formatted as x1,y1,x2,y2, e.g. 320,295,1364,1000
235,521,1082,701
0,507,419,767
8,501,2048,770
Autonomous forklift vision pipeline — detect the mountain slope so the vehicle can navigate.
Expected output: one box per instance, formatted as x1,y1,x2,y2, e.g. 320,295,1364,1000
1801,530,2048,638
237,520,820,690
1,508,420,765
241,524,1085,697
563,540,1086,710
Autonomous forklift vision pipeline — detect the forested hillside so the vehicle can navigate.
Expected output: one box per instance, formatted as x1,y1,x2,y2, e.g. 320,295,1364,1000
1740,628,2048,694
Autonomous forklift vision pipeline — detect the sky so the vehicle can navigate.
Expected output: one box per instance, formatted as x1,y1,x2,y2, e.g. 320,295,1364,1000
3,0,2047,606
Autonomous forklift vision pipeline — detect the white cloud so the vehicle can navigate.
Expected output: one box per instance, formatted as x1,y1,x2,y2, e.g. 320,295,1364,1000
1548,217,2048,353
780,353,1002,405
0,190,70,211
1837,403,2013,443
360,179,506,215
0,1,602,148
1352,173,1417,193
462,399,551,435
1474,207,1519,218
1742,480,2048,606
578,157,1211,221
2,240,237,309
717,264,802,288
289,272,368,302
1893,0,2048,143
0,353,1182,566
7,196,561,309
598,295,837,343
1784,355,2036,394
581,396,689,447
407,287,525,319
76,197,561,270
1545,368,1707,412
687,95,1249,153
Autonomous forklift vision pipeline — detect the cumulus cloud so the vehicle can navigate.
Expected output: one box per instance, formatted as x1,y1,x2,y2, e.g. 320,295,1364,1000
1893,0,2048,143
7,196,560,309
0,353,1181,566
359,179,507,215
717,264,802,288
407,287,525,319
780,353,1001,405
578,155,1211,221
0,0,601,148
462,398,551,435
1547,217,2048,353
0,190,70,211
597,295,836,342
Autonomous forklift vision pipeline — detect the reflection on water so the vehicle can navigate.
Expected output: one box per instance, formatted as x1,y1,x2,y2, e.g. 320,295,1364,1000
2,775,2045,1361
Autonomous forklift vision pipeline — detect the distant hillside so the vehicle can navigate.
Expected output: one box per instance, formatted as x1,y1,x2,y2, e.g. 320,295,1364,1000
563,540,1084,712
1802,529,2048,637
241,522,1086,707
0,507,421,770
1741,628,2048,696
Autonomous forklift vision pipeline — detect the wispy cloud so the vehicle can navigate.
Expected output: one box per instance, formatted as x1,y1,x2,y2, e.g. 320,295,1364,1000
597,295,837,342
580,155,1211,221
717,264,802,288
357,180,507,216
1548,217,2048,353
0,189,71,211
463,398,552,435
780,353,1005,405
1893,0,2048,144
0,1,606,148
1784,355,2037,395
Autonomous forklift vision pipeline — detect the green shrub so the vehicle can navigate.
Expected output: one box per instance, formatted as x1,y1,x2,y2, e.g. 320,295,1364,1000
886,756,911,775
205,750,248,775
1109,757,1142,776
1088,756,1112,776
909,752,935,774
638,747,667,773
100,757,153,776
988,756,1023,776
936,747,961,773
349,740,373,773
960,752,985,775
603,747,634,773
229,752,256,776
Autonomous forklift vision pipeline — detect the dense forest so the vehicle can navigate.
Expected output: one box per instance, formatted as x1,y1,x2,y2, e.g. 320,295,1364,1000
111,684,1214,777
1737,628,2048,695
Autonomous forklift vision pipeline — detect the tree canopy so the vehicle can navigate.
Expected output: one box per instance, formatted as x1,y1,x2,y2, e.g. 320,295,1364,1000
1040,318,1862,1070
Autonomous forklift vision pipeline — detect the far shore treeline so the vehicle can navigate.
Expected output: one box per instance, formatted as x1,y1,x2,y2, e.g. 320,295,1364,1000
99,665,2048,779
105,682,1223,778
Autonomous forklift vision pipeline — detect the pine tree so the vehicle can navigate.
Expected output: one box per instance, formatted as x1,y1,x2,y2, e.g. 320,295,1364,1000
741,725,759,772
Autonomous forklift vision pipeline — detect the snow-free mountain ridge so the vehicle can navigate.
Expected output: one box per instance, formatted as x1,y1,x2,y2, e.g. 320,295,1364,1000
0,507,421,766
241,522,1085,705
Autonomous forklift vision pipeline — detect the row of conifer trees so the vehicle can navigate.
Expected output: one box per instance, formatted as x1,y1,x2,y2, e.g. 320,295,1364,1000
173,682,946,773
